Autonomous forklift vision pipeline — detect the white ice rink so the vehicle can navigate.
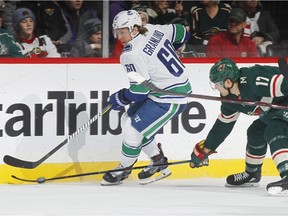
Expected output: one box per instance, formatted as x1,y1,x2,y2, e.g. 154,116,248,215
0,176,287,216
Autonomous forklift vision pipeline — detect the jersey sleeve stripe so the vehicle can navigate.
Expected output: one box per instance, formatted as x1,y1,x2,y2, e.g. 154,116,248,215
271,74,284,97
171,24,176,43
218,112,240,123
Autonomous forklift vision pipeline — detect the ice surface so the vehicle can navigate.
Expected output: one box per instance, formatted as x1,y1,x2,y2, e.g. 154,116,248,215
0,177,287,216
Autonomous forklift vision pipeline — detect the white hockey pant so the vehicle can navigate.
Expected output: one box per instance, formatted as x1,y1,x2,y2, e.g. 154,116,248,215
120,113,160,167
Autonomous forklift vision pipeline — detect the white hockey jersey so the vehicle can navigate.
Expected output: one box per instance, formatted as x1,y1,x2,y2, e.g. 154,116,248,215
19,35,60,58
120,24,192,104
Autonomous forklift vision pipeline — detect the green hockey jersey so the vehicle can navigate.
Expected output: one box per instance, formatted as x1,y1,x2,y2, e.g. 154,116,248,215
205,64,288,150
0,29,23,57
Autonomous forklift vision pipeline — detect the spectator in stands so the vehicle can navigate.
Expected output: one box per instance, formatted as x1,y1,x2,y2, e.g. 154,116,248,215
138,11,149,26
179,0,230,58
2,1,39,37
2,1,17,36
38,1,72,46
150,0,178,25
206,7,258,57
0,0,23,57
232,0,280,56
174,1,186,18
69,18,102,57
60,0,99,45
13,7,60,57
0,0,6,29
188,0,231,46
131,1,158,24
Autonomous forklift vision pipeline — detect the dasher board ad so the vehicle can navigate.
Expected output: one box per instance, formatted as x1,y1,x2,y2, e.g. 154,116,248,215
1,62,273,165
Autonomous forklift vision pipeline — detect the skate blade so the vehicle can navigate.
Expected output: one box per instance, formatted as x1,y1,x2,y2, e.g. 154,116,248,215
267,186,288,196
101,179,123,186
139,168,172,185
225,182,260,188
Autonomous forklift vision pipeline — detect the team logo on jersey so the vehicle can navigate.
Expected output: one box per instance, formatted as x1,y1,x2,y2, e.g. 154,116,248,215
123,44,132,52
0,42,8,55
240,77,247,84
283,111,288,119
210,27,221,34
44,8,55,16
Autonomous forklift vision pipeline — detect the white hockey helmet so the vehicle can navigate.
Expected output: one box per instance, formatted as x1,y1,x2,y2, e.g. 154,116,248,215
112,10,142,38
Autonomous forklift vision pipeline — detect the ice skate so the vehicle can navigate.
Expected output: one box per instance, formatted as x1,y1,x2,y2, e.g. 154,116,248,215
225,169,261,187
138,143,172,185
101,164,132,186
266,175,288,195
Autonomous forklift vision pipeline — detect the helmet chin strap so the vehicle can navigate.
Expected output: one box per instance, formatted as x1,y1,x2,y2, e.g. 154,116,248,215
223,79,235,95
130,26,140,39
131,32,139,38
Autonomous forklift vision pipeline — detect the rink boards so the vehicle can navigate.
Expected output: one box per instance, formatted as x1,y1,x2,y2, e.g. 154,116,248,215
0,58,281,184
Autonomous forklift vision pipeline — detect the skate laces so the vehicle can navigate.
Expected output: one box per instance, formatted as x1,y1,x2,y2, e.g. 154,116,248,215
111,164,125,177
142,143,167,173
143,160,158,172
234,172,250,182
142,156,164,173
143,165,153,172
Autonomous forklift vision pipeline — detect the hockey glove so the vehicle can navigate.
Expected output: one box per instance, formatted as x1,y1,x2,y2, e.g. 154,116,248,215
108,88,131,111
190,140,216,168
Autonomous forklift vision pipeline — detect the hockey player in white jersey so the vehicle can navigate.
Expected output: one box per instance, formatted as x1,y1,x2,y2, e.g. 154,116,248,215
101,10,192,186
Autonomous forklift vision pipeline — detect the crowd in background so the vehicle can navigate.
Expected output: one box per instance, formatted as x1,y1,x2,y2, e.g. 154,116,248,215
0,0,287,58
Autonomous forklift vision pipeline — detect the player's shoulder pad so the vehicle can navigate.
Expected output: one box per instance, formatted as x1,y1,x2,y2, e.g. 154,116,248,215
123,43,132,53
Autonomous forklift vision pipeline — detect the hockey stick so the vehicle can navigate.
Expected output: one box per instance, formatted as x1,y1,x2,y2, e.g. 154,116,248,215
278,57,288,80
127,72,288,111
11,159,192,183
3,104,112,169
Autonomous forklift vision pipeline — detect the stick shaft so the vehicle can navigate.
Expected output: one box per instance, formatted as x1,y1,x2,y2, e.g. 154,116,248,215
4,104,112,169
127,72,288,110
11,159,192,183
278,57,288,80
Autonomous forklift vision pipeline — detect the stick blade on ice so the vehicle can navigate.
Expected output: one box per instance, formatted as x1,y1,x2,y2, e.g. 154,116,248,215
3,155,36,169
2,105,112,169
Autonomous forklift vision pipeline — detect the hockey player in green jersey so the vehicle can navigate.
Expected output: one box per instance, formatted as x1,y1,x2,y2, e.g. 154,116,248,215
101,10,192,186
190,58,288,195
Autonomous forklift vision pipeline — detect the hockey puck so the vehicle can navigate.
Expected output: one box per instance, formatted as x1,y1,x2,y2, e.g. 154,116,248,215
37,177,46,184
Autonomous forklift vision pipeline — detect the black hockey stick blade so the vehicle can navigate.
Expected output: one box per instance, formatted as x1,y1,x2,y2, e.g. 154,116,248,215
11,159,192,183
278,57,288,80
127,72,288,111
3,104,112,169
4,139,69,169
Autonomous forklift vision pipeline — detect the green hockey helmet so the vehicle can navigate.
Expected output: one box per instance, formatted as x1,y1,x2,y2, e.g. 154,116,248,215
209,58,240,84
